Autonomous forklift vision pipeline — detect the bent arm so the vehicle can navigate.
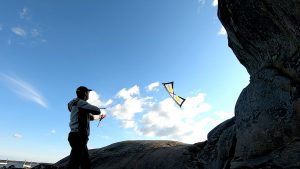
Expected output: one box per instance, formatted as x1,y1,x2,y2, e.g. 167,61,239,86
77,100,101,115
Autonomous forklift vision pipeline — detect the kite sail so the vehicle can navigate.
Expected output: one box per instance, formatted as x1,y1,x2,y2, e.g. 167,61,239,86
162,82,186,107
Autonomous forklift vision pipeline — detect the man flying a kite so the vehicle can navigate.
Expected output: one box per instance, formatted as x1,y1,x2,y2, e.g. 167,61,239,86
67,86,106,169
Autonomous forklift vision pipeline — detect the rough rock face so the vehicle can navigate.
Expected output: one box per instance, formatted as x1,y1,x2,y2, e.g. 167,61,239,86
196,117,236,169
54,140,201,169
213,0,300,168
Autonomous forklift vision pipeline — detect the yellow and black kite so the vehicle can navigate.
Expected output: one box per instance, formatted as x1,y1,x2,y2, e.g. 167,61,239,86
162,82,186,108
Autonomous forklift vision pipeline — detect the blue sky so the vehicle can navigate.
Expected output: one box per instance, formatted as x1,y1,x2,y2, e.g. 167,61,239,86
0,0,249,163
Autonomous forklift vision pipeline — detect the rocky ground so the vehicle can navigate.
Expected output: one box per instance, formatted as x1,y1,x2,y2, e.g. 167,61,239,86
54,140,202,169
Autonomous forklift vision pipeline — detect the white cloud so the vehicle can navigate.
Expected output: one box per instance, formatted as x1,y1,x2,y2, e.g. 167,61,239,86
87,91,112,116
51,130,56,134
87,91,114,119
110,98,144,128
182,93,212,116
0,73,48,108
212,0,218,6
13,133,23,139
117,85,139,99
214,111,234,120
11,27,27,38
137,93,213,143
0,24,3,31
146,82,160,92
110,85,152,128
138,101,233,143
88,91,103,107
218,26,227,36
108,84,233,144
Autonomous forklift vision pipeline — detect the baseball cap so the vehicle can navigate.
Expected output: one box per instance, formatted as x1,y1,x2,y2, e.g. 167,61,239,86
76,86,92,93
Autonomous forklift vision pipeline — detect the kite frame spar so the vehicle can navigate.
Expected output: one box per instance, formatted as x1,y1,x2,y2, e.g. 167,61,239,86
162,81,186,108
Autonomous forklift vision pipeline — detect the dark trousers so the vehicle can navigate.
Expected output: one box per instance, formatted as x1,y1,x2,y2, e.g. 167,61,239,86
67,132,91,169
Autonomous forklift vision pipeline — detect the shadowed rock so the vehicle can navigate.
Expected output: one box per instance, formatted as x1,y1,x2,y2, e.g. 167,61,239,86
54,140,202,169
211,0,300,168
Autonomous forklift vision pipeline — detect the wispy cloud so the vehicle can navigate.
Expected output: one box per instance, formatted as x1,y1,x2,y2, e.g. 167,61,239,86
218,26,227,36
212,0,218,6
9,7,46,44
108,83,234,143
11,27,27,38
0,73,48,108
0,24,3,31
20,7,31,20
13,133,23,139
146,82,160,92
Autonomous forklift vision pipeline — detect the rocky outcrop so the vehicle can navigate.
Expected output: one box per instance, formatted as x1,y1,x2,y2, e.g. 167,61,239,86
54,140,201,169
32,164,58,169
210,0,300,168
192,0,300,168
196,117,236,169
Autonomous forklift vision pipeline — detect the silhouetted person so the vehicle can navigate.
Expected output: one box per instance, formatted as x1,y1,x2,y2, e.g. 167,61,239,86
67,86,105,169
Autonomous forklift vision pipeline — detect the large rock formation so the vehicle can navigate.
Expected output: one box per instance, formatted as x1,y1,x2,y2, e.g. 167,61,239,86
196,0,300,168
197,0,300,169
34,1,300,169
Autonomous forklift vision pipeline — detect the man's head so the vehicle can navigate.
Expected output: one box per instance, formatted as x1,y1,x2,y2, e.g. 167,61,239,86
76,86,92,101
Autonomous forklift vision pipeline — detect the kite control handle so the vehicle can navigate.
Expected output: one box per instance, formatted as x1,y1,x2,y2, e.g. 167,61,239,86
97,108,107,127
